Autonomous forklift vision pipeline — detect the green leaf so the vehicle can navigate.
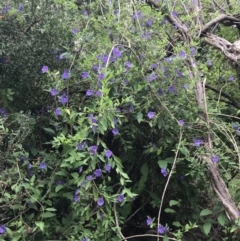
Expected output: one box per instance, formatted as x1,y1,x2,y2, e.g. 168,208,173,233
35,221,44,231
169,200,179,206
99,116,108,132
217,213,225,226
71,172,79,179
172,221,181,227
30,174,36,183
121,172,129,179
200,209,212,216
30,147,38,156
46,208,56,212
136,111,143,123
163,235,169,241
62,192,73,200
164,208,176,213
158,160,167,169
122,203,132,218
43,128,55,135
55,170,68,176
140,163,149,174
120,177,125,185
41,212,55,218
137,173,148,192
202,222,211,235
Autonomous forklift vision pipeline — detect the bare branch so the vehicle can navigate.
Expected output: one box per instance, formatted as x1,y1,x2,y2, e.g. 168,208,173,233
204,33,240,66
24,18,42,33
201,14,240,33
205,84,240,109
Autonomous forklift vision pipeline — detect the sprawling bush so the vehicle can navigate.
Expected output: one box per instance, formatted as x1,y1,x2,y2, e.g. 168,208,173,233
1,0,240,241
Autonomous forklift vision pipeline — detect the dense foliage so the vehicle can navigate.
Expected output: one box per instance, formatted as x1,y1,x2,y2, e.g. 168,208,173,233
1,0,240,240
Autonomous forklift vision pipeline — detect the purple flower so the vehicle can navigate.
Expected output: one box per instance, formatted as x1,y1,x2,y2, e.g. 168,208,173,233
207,60,212,66
27,163,32,170
212,155,219,163
89,146,97,154
92,65,99,73
132,11,144,21
17,4,24,11
72,28,79,34
125,61,133,68
97,197,105,206
102,55,108,64
75,189,80,196
112,128,119,135
94,169,102,177
160,18,168,25
77,142,86,150
158,225,167,234
40,162,47,170
60,95,68,105
62,69,70,80
79,166,83,173
178,120,184,126
147,111,155,119
171,11,177,17
50,88,58,96
2,6,12,14
56,180,64,185
89,114,97,124
147,72,157,82
146,216,152,226
229,76,234,81
113,47,121,58
86,175,93,181
82,238,87,241
161,168,168,177
158,88,164,95
151,63,157,69
117,194,124,203
86,89,93,96
20,155,28,162
129,105,134,112
98,72,104,81
233,122,238,131
55,108,61,116
58,54,63,60
169,85,176,93
146,18,153,27
74,195,80,202
0,225,6,234
190,47,196,56
179,50,186,58
193,139,204,147
0,108,7,116
175,69,183,78
96,90,102,97
41,65,48,73
105,149,112,158
81,72,89,79
105,164,111,172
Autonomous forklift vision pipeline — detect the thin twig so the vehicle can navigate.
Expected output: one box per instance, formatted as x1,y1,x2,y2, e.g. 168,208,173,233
157,131,183,241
